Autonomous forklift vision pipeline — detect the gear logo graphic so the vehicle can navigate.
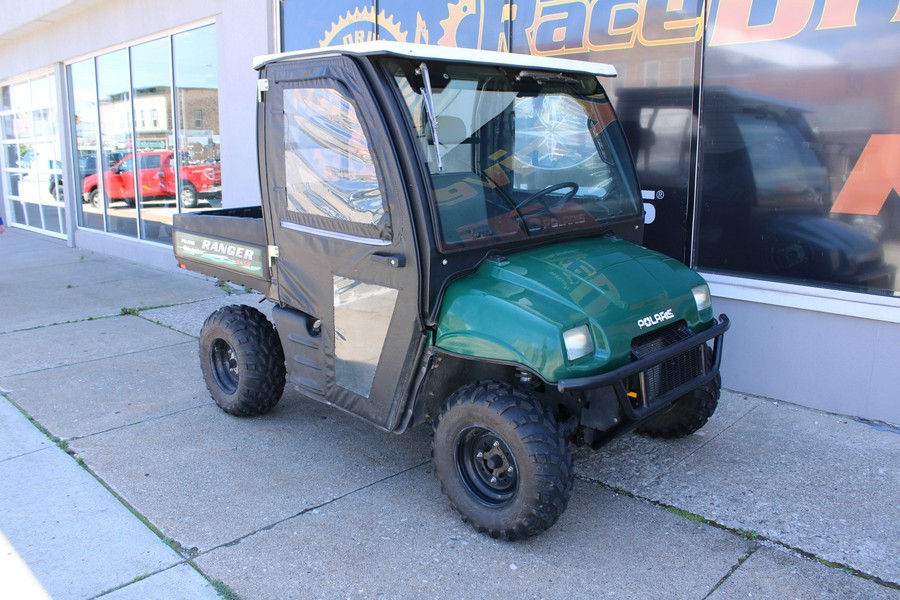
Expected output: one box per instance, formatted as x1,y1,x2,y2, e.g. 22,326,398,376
320,7,408,47
438,0,475,47
438,0,512,50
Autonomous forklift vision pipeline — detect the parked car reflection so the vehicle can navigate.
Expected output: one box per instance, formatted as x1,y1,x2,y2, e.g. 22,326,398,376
617,86,895,291
81,150,221,209
47,152,125,202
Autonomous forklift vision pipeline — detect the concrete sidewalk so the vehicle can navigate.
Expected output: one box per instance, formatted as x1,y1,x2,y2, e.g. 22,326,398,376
1,227,898,599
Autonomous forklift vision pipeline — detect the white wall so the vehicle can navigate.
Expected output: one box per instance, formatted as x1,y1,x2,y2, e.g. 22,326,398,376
212,0,274,210
713,294,899,425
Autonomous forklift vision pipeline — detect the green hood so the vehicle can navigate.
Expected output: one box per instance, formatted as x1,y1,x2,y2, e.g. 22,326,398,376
435,237,713,382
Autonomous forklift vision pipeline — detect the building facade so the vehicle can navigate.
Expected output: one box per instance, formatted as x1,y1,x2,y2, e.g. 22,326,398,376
1,0,898,424
0,0,274,267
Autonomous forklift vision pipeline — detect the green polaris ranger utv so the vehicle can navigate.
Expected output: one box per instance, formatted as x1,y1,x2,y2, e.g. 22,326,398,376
173,41,729,540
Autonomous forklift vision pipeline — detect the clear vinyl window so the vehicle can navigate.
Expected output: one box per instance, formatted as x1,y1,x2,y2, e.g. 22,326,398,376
283,87,385,226
333,276,399,398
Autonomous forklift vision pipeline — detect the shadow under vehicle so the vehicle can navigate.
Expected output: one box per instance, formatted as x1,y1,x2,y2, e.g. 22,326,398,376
616,86,895,291
173,42,729,540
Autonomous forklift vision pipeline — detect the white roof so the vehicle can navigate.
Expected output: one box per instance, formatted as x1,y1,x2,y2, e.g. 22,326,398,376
254,41,616,77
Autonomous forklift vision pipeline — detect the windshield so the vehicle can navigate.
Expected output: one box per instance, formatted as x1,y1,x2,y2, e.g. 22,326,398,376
382,59,641,250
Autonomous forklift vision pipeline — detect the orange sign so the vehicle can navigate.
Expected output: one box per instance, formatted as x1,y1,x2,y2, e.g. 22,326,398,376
709,0,883,45
831,135,900,216
522,0,900,55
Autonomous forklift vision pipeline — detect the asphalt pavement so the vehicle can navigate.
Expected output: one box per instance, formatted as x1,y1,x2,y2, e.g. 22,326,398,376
1,227,898,599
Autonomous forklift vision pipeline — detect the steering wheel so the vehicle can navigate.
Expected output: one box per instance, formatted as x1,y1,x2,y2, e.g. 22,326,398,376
515,182,579,210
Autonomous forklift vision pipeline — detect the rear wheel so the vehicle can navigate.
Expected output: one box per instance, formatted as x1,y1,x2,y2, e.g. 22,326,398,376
199,305,286,416
49,179,63,202
432,380,573,540
637,347,720,438
89,189,101,209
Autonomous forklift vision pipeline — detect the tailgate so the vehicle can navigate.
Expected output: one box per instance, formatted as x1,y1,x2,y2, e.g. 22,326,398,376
173,207,272,293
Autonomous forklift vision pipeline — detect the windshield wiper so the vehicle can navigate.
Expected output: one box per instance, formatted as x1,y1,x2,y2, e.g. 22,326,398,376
417,62,443,172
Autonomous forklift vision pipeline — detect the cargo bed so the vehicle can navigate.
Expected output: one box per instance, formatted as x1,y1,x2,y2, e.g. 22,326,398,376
173,207,272,294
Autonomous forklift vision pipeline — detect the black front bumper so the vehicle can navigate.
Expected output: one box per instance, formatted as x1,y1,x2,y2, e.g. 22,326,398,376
557,314,730,422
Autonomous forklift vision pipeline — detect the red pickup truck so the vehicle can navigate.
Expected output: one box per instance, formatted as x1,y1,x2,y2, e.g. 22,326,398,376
82,150,221,209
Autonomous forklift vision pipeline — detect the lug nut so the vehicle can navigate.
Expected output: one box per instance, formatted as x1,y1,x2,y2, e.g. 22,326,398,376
493,440,500,447
476,451,483,458
507,466,514,473
490,477,497,483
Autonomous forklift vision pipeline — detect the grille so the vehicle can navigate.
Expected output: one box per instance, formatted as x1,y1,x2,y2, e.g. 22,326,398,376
631,322,705,402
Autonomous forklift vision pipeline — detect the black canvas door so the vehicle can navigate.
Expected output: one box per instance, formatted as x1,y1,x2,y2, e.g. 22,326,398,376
262,56,423,431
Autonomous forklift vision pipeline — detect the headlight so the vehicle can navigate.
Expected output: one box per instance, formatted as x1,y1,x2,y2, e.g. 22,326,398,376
692,284,711,313
563,325,594,361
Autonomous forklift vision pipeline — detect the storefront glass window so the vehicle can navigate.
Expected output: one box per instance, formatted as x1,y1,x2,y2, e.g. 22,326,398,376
284,1,898,298
0,72,65,236
95,49,138,238
173,24,222,215
697,1,899,296
70,59,102,231
68,23,219,245
132,37,174,241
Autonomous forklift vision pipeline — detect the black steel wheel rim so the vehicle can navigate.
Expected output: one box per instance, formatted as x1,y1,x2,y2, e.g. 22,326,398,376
210,338,239,394
455,426,518,506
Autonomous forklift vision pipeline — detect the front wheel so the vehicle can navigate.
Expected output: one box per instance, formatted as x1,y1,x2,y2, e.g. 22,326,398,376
432,381,573,540
637,347,720,438
199,305,286,416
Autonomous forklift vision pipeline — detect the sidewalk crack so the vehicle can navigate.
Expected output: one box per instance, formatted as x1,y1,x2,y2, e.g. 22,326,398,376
0,444,53,465
65,403,211,443
703,545,760,599
671,401,760,469
196,460,431,556
634,399,762,492
0,338,196,379
89,560,191,599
